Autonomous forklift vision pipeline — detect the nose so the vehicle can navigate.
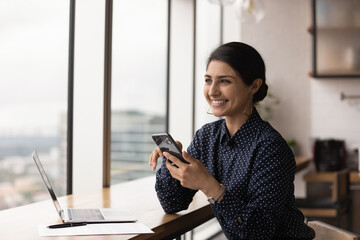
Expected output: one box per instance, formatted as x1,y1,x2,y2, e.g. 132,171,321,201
208,82,220,96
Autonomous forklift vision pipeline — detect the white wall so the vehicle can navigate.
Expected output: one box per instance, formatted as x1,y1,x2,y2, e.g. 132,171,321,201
73,0,105,194
311,79,360,155
194,0,223,132
240,0,312,156
168,0,195,148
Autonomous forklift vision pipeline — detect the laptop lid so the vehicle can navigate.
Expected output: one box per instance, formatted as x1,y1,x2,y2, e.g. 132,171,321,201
32,150,137,223
32,150,63,219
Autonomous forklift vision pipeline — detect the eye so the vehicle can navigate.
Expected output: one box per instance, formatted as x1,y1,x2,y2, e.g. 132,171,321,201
220,79,231,84
204,78,212,84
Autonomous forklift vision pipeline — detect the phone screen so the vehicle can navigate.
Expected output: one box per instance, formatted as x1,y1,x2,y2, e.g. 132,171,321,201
152,133,189,164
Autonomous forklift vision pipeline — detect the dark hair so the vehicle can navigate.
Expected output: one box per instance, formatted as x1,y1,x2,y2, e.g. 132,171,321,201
207,42,268,103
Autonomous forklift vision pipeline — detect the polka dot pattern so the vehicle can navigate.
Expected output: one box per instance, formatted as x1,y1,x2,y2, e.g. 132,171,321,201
155,108,315,239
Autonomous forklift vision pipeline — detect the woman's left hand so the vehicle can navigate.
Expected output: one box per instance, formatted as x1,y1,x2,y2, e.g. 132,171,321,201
163,151,221,197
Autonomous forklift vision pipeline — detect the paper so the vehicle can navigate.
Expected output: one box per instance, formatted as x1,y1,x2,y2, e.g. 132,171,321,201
38,222,153,237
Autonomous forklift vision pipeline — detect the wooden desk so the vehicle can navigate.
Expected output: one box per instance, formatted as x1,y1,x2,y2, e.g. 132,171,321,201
0,176,213,240
0,158,310,240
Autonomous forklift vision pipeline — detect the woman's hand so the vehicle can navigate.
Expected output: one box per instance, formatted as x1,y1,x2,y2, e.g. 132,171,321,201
163,151,221,198
148,141,182,171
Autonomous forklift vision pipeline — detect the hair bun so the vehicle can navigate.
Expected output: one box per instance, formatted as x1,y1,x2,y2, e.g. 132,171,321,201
254,81,268,103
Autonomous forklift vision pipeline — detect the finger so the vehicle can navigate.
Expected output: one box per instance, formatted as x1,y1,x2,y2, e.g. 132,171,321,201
163,152,186,168
156,147,163,157
182,151,196,163
165,158,179,177
148,151,158,171
149,147,163,171
175,141,183,150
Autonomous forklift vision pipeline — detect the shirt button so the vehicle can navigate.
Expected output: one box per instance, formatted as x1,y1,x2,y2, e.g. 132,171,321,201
236,217,243,225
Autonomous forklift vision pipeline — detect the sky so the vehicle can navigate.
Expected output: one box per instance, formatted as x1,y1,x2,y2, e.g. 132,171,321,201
0,0,68,136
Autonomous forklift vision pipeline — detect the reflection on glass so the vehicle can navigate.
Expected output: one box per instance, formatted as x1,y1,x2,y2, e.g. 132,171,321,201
111,0,168,184
0,1,69,210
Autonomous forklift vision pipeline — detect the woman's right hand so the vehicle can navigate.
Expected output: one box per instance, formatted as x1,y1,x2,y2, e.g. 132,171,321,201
148,141,182,171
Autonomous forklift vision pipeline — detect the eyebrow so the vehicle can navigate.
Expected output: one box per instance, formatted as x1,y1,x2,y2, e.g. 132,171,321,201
204,74,236,79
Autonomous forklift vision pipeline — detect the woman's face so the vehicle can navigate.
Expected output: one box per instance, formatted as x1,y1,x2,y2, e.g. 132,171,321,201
204,60,254,119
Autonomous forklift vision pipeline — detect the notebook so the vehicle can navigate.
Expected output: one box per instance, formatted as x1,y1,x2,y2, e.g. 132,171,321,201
32,150,137,223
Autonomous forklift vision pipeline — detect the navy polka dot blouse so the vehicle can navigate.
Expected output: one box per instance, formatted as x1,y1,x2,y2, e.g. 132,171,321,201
155,108,315,239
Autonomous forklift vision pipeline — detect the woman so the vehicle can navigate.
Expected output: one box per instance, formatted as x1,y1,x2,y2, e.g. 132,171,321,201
149,42,315,239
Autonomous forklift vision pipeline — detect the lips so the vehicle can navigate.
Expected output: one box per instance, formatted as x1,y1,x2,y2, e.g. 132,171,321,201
211,100,228,107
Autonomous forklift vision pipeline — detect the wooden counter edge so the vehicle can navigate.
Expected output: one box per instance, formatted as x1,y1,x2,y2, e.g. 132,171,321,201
130,205,214,240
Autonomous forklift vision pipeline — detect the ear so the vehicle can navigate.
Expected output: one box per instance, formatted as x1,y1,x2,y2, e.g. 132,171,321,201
250,78,263,95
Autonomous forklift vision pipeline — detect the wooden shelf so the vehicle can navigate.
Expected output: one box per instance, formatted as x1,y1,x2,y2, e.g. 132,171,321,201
350,171,360,183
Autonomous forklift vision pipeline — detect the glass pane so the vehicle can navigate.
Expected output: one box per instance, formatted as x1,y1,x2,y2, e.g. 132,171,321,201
316,0,360,75
111,0,168,184
0,1,69,210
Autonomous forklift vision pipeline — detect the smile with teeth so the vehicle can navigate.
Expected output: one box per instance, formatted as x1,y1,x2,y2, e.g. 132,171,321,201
212,100,228,107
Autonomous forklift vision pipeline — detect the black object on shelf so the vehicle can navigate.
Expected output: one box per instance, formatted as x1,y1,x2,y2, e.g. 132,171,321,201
313,139,346,172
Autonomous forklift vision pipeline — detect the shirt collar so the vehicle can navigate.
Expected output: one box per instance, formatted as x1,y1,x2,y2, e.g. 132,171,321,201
219,107,263,146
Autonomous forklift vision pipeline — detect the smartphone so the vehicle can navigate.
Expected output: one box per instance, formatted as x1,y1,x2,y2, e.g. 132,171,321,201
152,133,189,166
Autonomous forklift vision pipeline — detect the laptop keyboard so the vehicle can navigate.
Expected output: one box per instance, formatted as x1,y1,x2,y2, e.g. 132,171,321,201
68,209,105,220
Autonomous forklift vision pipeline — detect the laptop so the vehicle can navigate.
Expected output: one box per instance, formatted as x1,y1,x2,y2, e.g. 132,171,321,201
32,150,137,223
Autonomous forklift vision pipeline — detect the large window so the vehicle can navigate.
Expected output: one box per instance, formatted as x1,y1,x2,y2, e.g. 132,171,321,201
0,1,70,210
111,0,168,184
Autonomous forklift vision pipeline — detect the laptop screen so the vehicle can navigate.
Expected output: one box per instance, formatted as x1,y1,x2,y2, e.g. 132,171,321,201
32,150,63,217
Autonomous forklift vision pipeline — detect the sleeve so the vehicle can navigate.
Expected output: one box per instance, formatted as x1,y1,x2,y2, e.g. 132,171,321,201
212,137,296,239
155,129,203,214
155,158,197,214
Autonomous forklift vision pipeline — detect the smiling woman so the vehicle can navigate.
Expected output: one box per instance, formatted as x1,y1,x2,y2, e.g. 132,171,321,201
203,42,267,136
149,42,316,240
204,60,262,135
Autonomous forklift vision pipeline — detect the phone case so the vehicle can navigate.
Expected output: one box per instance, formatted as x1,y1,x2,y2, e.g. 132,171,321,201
152,133,189,165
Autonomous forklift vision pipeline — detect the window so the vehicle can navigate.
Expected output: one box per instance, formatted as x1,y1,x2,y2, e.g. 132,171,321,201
0,0,70,209
111,0,168,184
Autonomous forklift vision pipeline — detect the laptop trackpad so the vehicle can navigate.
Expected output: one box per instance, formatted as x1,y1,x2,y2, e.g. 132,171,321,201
100,209,137,222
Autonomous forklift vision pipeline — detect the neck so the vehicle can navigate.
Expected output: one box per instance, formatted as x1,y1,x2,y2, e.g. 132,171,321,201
225,114,249,137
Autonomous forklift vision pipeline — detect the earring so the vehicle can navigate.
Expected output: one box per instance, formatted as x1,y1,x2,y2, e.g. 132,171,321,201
243,108,252,117
243,99,253,117
207,107,213,115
